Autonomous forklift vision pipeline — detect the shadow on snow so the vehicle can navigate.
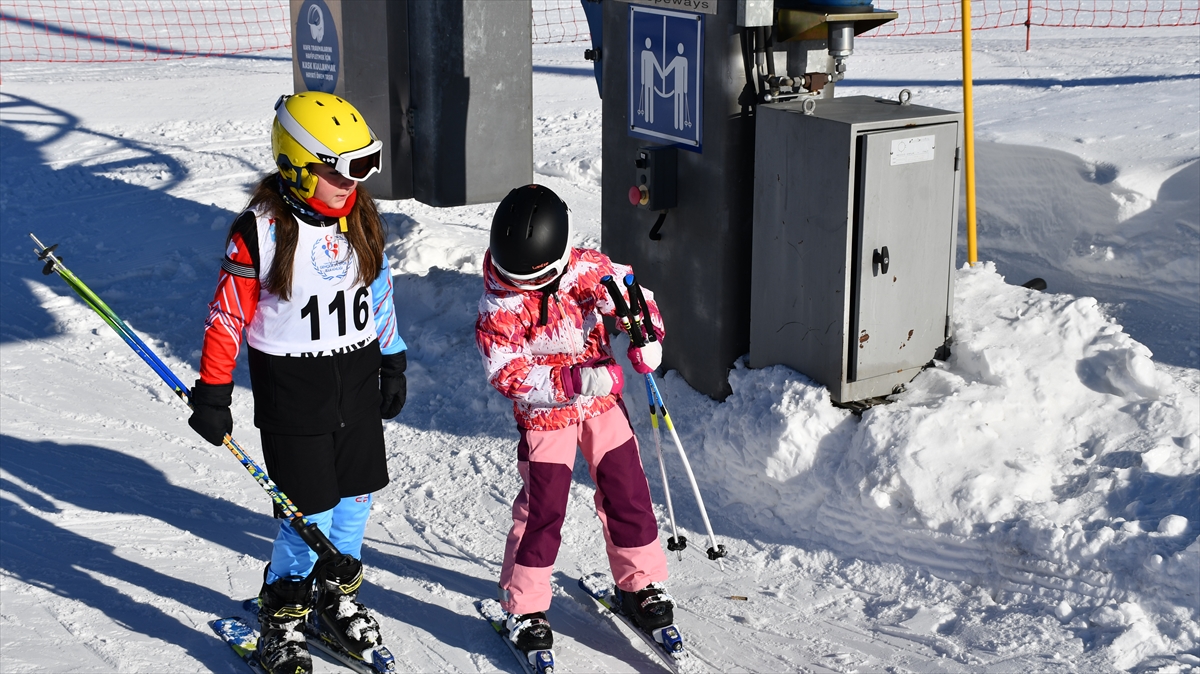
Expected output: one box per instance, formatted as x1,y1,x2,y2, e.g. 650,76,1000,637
0,434,274,670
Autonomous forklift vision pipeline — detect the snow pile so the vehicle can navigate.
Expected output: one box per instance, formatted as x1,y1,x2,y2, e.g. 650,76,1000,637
649,262,1199,663
970,143,1200,367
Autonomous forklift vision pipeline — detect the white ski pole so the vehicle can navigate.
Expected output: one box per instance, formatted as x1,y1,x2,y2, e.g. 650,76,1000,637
643,374,685,559
602,275,686,558
646,374,726,570
621,274,727,569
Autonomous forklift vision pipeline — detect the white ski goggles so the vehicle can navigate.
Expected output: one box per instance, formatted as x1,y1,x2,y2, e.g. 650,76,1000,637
495,247,572,291
275,95,383,181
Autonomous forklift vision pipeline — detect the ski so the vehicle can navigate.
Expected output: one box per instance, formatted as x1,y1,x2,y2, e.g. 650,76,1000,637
240,598,398,674
578,573,688,674
475,599,556,674
211,616,268,673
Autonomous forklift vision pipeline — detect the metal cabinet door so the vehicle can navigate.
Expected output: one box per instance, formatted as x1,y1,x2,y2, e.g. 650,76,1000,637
850,123,958,382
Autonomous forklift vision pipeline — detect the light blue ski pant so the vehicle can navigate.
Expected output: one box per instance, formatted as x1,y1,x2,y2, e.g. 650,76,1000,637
266,494,372,583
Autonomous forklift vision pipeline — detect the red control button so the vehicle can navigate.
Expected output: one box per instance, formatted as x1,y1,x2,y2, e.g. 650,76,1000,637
628,185,649,206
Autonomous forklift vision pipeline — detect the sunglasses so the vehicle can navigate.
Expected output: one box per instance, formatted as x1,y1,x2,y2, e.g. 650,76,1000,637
275,95,383,181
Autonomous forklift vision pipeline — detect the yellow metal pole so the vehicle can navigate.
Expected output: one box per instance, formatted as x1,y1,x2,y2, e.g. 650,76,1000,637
962,0,979,265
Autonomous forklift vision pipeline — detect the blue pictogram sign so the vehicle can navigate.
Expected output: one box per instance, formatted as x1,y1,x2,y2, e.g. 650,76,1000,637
295,0,340,93
627,5,704,150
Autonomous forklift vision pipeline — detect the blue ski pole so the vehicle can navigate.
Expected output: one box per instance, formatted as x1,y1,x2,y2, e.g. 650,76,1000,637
30,232,341,561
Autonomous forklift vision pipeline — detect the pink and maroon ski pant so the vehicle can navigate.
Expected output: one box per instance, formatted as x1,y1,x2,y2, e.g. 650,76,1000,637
499,404,668,615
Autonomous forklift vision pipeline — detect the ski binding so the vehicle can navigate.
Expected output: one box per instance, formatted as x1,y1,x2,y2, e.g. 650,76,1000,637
240,597,397,673
578,573,689,673
476,598,555,674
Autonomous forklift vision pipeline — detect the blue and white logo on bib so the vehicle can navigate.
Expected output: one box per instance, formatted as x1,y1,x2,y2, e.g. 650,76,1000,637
311,233,351,280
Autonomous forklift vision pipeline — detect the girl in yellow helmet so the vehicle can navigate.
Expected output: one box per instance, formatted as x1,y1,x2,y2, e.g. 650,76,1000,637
189,91,403,674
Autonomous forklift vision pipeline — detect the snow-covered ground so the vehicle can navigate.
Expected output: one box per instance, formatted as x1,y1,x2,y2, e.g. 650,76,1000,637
1,21,1197,674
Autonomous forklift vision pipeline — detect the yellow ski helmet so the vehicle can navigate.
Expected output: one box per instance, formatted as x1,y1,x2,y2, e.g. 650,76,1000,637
270,92,382,200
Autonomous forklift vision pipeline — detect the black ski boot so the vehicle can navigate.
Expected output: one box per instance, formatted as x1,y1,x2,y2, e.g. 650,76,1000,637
618,582,675,633
504,611,553,652
311,555,382,657
257,574,314,674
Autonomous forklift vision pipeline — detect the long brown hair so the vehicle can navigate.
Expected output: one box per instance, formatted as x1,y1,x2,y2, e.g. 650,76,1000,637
240,172,385,301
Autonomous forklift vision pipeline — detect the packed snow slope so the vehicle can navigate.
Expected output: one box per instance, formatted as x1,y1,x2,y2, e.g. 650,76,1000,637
2,26,1198,674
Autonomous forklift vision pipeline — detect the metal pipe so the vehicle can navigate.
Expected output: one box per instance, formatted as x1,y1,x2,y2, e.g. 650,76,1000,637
962,0,979,264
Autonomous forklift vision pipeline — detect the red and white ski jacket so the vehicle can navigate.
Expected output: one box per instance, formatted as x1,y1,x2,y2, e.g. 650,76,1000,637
475,247,664,432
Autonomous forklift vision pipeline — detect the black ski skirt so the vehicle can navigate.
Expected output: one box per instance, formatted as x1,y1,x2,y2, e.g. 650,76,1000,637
259,415,388,516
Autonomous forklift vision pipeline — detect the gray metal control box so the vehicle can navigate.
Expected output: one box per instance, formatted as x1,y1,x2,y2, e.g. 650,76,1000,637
749,96,963,403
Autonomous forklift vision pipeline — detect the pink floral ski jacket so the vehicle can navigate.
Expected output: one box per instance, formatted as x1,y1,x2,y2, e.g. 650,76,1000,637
475,247,663,431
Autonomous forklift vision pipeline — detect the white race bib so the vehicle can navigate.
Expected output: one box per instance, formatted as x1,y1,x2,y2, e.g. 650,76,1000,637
246,212,377,356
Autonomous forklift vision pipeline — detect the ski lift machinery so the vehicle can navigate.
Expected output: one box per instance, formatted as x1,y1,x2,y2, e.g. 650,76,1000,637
593,0,962,404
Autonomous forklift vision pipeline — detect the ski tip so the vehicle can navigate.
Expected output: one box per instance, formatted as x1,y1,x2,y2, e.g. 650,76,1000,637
210,616,260,661
210,616,252,632
577,573,613,600
476,598,508,625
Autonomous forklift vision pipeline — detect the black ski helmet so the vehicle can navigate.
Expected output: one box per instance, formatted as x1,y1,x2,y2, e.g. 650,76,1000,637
489,184,570,289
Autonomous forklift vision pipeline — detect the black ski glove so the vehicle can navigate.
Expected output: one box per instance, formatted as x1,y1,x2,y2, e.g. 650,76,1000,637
188,380,233,446
380,351,407,419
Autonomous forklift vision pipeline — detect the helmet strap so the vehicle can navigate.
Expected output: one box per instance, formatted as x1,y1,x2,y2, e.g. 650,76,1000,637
537,277,562,327
279,178,319,216
277,155,317,200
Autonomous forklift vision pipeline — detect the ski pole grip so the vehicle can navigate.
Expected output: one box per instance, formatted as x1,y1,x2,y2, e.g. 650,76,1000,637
623,275,657,343
289,516,342,563
601,275,628,318
602,275,645,347
621,274,651,346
